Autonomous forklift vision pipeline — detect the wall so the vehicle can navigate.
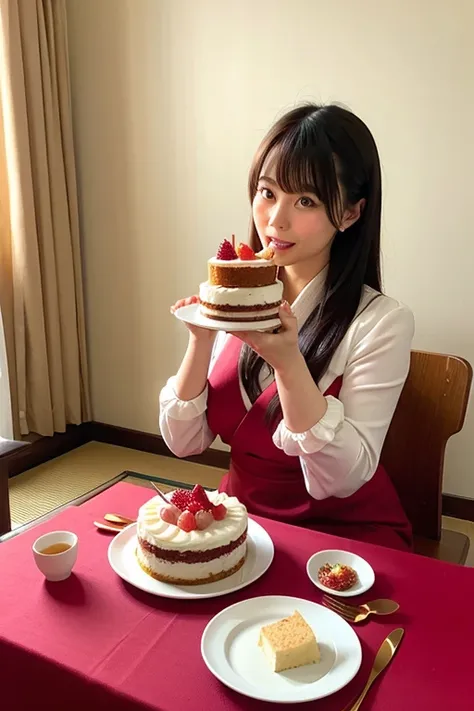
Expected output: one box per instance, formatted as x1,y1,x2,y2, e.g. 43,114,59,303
66,0,474,496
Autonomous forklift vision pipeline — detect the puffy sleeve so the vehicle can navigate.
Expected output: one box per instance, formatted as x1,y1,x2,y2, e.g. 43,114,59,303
158,332,227,457
273,302,415,499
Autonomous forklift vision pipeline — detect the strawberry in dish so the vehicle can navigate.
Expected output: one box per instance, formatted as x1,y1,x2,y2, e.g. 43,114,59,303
317,562,358,592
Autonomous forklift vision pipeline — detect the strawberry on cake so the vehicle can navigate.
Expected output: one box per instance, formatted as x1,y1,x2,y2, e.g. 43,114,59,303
199,238,283,323
136,485,248,585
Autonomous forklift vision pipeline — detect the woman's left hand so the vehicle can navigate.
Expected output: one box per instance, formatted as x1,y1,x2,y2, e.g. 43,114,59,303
230,301,301,373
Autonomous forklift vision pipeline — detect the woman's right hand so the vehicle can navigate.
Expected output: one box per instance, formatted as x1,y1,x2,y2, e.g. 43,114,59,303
171,295,216,342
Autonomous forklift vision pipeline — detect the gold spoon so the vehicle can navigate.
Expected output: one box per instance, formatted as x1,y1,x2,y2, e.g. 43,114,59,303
99,483,171,530
322,596,400,623
104,513,136,525
99,483,171,531
93,520,124,533
343,628,404,711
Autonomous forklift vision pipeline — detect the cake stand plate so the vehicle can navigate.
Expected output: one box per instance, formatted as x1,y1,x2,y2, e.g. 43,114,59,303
201,595,362,704
174,303,281,332
108,519,274,600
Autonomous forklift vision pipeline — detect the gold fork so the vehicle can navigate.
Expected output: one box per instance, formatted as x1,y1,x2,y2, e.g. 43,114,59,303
322,595,399,623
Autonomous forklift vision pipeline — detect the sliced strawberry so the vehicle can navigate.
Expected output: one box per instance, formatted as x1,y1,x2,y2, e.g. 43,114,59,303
212,503,227,521
160,504,180,526
177,510,197,532
195,510,214,530
216,239,238,260
170,489,192,511
237,243,256,260
191,484,212,510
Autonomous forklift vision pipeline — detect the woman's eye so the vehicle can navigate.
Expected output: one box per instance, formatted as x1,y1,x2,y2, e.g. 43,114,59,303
298,196,316,208
260,187,274,200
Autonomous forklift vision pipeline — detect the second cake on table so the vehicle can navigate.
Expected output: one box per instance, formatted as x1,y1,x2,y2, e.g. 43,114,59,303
199,238,283,323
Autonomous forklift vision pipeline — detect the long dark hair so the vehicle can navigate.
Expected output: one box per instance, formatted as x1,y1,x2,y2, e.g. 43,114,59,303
239,103,382,425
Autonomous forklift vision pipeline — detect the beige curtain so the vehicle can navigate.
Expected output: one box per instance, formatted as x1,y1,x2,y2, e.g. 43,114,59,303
0,0,91,437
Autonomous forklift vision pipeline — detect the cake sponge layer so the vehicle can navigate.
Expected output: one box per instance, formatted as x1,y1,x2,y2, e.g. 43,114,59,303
258,610,320,673
208,263,277,287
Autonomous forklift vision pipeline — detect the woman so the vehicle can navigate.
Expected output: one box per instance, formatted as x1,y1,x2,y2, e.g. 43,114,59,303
160,103,414,550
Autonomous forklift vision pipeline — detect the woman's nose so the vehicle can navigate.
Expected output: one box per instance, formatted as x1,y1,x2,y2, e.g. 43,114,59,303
268,203,290,231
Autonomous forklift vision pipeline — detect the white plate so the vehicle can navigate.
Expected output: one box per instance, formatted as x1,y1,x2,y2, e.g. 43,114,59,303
201,595,362,704
107,519,274,600
174,303,281,332
306,549,375,598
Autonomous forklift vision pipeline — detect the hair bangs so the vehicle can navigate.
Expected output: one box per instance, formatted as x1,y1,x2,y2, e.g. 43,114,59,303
260,121,344,227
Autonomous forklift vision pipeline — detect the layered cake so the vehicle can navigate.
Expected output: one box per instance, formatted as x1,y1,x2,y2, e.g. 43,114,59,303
258,610,320,673
136,485,248,585
199,238,283,323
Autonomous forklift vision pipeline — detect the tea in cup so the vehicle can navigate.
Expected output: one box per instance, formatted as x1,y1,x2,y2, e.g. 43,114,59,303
33,530,78,581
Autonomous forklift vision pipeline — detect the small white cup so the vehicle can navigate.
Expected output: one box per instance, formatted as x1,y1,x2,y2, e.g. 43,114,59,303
32,530,78,581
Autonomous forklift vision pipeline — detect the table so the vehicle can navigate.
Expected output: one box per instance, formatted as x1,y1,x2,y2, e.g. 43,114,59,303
1,482,473,710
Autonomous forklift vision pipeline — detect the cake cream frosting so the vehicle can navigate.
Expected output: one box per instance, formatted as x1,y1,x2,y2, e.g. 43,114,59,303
136,490,248,585
199,282,283,320
208,257,272,268
199,239,283,323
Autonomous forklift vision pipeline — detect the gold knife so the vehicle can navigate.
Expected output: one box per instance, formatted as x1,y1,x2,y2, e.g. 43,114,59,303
343,628,404,711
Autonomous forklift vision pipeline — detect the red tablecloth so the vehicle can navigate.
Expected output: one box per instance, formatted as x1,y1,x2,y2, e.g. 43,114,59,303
1,482,473,710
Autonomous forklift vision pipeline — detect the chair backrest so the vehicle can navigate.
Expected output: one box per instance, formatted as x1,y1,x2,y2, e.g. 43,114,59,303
380,350,472,540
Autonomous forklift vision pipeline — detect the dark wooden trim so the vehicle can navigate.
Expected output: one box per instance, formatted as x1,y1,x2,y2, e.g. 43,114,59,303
89,422,231,470
7,423,92,479
5,422,230,482
0,440,33,535
1,425,93,535
0,469,9,535
442,493,474,522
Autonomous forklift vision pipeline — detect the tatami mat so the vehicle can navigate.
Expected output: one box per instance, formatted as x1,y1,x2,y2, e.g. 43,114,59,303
8,441,223,526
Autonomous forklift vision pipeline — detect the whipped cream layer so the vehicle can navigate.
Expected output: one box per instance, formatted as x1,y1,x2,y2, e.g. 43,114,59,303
199,281,283,307
208,257,275,268
137,490,247,552
136,540,247,581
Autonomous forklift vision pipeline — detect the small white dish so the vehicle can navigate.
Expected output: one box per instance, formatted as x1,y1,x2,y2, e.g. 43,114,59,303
174,303,281,332
108,518,274,600
201,595,362,704
32,530,78,581
306,549,375,598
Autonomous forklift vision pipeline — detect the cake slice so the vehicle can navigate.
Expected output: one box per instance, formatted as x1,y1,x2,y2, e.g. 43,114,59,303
258,610,320,673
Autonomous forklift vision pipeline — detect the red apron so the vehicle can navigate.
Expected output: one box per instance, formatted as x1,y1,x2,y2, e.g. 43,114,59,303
207,336,412,551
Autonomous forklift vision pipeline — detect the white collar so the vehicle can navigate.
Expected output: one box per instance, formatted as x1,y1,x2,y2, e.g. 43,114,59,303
287,265,329,331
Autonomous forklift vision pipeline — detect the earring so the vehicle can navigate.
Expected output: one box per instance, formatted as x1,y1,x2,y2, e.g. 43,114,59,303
340,227,345,233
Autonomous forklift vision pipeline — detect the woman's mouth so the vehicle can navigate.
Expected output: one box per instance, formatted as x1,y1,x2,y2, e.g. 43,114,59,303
268,238,295,251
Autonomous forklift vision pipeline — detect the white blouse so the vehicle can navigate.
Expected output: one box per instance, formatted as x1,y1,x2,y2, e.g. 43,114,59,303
159,270,415,500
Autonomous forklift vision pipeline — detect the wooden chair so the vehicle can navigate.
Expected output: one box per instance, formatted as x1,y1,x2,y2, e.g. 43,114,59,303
380,350,472,565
